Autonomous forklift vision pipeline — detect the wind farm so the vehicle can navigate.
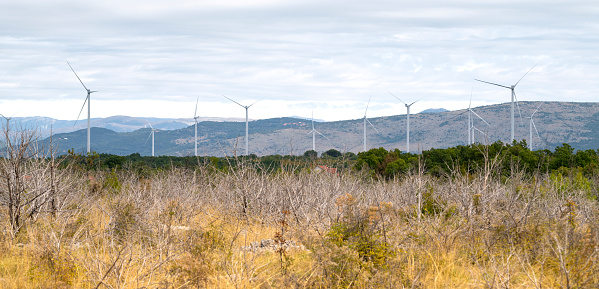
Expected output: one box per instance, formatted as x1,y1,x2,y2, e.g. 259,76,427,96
35,101,599,157
24,58,592,159
0,58,581,158
4,0,599,287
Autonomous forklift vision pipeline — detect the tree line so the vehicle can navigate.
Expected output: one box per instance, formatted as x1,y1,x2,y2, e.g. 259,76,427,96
58,140,598,179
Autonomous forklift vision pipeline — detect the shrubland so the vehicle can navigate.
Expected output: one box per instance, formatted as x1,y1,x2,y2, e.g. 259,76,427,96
0,129,599,287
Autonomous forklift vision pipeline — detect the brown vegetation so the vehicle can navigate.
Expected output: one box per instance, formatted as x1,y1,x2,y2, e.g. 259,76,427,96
1,131,599,288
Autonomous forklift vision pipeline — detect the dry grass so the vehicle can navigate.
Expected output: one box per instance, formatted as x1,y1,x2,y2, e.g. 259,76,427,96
0,161,598,288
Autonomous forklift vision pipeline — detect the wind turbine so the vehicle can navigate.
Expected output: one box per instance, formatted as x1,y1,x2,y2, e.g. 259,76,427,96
193,95,200,156
67,61,96,154
146,121,157,157
469,107,491,145
388,91,419,153
466,90,491,145
363,97,381,151
223,95,259,155
475,62,539,143
527,104,543,150
0,114,10,133
308,111,330,152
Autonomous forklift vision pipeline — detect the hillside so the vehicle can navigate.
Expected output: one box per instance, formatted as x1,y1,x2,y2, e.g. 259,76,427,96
45,101,599,156
12,115,247,137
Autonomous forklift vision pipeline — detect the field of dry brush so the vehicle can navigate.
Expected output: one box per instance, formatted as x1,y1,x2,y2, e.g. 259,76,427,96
0,146,598,289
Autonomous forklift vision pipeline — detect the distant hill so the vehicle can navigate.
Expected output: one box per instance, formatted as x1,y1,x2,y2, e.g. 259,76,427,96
420,108,449,114
42,102,599,156
10,115,247,137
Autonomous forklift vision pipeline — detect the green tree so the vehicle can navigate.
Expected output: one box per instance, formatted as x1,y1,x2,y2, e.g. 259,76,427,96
304,150,318,159
323,149,342,158
551,143,575,170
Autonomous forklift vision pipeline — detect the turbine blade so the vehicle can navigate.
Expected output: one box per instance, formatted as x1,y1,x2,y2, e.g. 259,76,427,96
409,98,422,107
73,95,88,126
513,91,525,126
248,99,260,108
514,61,540,87
222,95,244,108
315,130,331,141
364,96,372,117
67,61,89,91
146,120,154,130
471,110,490,127
531,119,543,141
469,84,474,109
387,90,406,104
144,130,152,145
474,79,511,89
194,95,199,118
531,103,542,117
473,126,489,137
367,119,381,135
447,109,468,121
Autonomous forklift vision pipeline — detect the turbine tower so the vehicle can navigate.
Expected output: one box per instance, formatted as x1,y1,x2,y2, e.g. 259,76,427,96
193,95,200,156
146,121,157,157
363,97,380,152
223,95,258,155
467,87,473,145
527,104,542,150
68,61,96,154
475,62,539,143
308,111,329,152
389,91,418,153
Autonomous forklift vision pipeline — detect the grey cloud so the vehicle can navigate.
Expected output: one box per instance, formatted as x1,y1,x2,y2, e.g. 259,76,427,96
0,1,598,120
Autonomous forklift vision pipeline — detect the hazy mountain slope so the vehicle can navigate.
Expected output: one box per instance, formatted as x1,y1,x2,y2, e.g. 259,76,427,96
46,102,599,156
11,115,247,137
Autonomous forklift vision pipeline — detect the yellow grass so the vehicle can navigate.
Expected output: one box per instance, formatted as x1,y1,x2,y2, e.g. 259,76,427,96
0,166,598,288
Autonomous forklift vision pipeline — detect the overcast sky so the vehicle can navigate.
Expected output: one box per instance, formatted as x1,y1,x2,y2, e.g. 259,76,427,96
0,0,597,121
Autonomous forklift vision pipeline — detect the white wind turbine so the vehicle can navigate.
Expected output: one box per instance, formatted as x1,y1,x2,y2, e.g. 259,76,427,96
308,111,330,152
388,91,419,153
468,107,491,145
527,104,543,150
68,61,96,154
223,95,259,155
145,121,157,157
363,97,381,152
466,90,491,145
0,114,10,131
475,62,539,143
193,95,200,156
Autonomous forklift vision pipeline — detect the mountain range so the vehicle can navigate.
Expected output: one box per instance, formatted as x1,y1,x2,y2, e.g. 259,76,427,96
32,101,599,156
13,115,247,137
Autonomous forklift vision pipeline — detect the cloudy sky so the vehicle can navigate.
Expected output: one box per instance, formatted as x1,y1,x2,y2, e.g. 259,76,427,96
0,0,597,121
